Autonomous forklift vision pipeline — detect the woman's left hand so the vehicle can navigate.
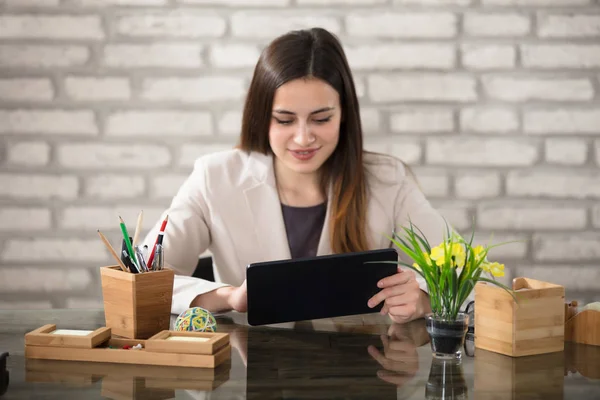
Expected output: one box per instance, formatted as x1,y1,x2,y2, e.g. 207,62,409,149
367,267,431,323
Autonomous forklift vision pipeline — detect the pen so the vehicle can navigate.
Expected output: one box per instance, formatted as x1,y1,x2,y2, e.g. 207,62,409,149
147,215,168,269
122,250,139,274
152,244,164,271
134,245,148,272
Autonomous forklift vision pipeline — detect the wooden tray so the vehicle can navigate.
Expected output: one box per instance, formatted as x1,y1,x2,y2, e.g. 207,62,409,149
146,330,229,355
25,324,111,349
24,326,231,369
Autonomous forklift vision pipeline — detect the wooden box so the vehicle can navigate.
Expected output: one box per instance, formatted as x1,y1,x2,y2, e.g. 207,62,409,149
100,265,174,339
564,301,600,347
146,330,230,355
474,277,565,357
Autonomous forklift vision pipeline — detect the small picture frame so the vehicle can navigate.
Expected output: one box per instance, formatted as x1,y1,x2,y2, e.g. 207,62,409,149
25,324,111,349
145,330,229,355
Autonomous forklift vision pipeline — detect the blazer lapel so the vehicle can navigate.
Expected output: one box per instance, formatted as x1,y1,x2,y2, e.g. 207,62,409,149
316,184,333,256
243,153,291,262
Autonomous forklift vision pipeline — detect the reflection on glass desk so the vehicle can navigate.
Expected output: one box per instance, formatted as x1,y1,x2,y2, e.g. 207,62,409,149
1,309,599,399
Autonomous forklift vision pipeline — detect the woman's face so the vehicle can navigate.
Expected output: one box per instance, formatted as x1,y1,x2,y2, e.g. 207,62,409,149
269,77,341,177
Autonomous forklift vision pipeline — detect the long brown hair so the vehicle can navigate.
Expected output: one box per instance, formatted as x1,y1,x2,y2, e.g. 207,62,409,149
238,28,369,254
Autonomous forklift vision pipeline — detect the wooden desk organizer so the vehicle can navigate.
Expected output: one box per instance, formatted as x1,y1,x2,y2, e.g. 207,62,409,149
564,301,600,347
474,277,565,357
24,325,230,369
100,265,174,339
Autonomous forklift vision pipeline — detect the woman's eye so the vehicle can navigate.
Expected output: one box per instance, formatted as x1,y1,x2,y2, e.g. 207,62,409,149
314,117,331,124
274,118,293,125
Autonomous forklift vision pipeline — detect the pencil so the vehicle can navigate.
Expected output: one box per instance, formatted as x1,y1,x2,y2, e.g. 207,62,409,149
132,210,144,247
97,230,128,272
119,216,138,271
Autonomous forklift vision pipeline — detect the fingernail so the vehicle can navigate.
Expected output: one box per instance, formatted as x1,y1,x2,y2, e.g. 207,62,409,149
367,301,373,308
378,281,383,287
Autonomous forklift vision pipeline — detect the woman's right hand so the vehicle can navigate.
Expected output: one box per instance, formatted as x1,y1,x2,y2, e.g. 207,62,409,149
228,280,248,313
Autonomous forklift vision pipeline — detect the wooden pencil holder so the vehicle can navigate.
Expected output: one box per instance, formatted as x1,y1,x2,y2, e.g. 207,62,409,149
474,277,565,357
100,265,174,339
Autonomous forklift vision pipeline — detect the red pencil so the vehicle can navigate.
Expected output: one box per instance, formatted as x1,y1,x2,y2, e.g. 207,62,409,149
148,215,168,270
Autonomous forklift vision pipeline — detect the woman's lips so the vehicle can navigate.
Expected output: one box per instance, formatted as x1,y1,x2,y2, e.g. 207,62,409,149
289,148,319,161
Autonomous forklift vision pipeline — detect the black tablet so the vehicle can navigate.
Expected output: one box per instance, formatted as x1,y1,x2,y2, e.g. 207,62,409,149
246,248,399,326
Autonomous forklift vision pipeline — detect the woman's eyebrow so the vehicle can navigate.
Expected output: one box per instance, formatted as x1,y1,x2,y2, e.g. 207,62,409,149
273,107,335,115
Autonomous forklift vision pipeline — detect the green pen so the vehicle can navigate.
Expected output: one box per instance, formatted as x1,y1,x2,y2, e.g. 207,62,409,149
119,216,138,271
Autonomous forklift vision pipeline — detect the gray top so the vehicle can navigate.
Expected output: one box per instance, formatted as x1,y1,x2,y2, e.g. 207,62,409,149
281,202,326,259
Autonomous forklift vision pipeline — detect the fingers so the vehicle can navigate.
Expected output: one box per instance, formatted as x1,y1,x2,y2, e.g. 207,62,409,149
377,370,416,387
378,268,415,288
368,278,419,309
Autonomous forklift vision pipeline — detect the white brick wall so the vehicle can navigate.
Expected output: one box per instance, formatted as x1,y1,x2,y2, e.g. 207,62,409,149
1,0,599,308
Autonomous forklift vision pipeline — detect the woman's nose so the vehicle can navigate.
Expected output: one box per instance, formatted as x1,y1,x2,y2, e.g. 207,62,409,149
293,124,315,146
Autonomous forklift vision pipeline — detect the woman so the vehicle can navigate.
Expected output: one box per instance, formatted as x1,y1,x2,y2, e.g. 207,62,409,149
142,27,447,324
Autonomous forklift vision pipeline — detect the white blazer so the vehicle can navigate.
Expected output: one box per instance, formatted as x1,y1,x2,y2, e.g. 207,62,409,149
142,149,448,315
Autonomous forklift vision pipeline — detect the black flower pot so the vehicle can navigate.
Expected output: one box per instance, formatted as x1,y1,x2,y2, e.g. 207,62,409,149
425,312,469,360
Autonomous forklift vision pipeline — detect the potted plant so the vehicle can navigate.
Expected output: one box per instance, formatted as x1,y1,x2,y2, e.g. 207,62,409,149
389,220,516,360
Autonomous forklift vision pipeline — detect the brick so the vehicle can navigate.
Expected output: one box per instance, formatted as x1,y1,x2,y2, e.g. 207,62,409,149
103,44,203,68
394,0,472,4
515,266,600,292
179,0,288,5
390,109,454,133
3,0,60,6
209,44,260,68
0,15,104,40
0,45,89,68
65,298,103,309
455,172,501,199
533,234,600,261
545,139,587,165
217,111,242,136
524,109,600,135
593,204,600,228
151,174,188,199
0,174,78,200
411,171,450,197
231,13,340,38
364,140,422,165
0,208,51,231
355,77,366,99
0,79,54,101
106,111,212,136
434,204,471,232
482,0,591,5
538,14,600,38
464,13,530,37
68,0,167,5
84,175,145,199
506,171,600,199
140,77,246,103
346,44,455,70
460,107,518,133
369,74,476,103
2,239,105,262
361,108,381,134
60,206,164,230
65,77,131,101
461,44,515,70
0,268,92,292
477,204,587,230
596,140,600,166
346,13,456,38
482,233,529,260
0,110,97,135
299,0,386,4
427,138,538,166
57,144,170,169
522,45,600,68
483,76,594,102
178,144,235,167
7,141,50,166
116,11,226,38
0,301,53,309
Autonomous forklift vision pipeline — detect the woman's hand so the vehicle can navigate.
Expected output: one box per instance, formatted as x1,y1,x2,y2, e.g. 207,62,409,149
367,267,431,324
228,280,248,313
367,332,419,386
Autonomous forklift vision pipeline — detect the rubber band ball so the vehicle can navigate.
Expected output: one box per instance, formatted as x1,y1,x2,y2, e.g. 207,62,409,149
175,307,217,332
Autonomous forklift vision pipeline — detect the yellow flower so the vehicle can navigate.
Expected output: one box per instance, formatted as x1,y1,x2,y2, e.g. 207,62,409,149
412,251,432,271
450,243,466,268
472,245,485,262
429,245,446,267
481,262,505,277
